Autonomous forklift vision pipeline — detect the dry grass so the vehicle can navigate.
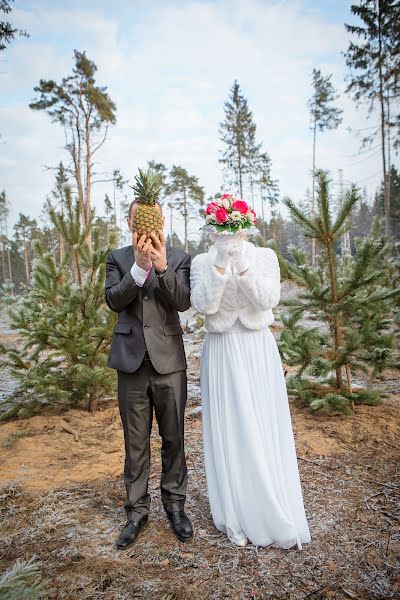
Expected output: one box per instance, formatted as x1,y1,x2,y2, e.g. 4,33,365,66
0,397,399,599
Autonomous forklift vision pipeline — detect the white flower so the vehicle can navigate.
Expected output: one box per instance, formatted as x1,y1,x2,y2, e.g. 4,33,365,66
245,210,255,222
220,197,232,209
206,213,217,223
230,210,242,222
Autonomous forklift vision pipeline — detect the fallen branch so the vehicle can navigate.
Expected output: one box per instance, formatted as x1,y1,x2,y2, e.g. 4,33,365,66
60,421,79,442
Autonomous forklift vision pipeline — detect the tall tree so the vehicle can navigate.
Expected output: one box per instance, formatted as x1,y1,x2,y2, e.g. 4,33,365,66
255,151,280,241
0,190,12,286
166,166,204,253
307,68,343,265
29,50,116,248
104,193,113,245
374,165,400,244
49,162,69,263
219,80,259,197
0,0,29,53
344,0,400,247
13,214,39,286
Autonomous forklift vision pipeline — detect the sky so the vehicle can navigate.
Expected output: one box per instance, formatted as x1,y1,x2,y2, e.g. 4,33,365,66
1,0,395,242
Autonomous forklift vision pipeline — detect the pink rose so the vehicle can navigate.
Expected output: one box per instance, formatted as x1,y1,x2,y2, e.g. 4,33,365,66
206,202,218,215
215,207,229,224
220,193,232,200
231,200,249,214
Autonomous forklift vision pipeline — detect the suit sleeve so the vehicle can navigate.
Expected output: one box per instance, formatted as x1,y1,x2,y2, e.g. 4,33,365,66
157,252,192,312
234,247,280,311
190,253,230,315
105,250,141,312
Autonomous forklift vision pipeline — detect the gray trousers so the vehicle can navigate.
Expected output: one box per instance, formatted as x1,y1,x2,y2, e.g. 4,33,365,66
117,354,188,522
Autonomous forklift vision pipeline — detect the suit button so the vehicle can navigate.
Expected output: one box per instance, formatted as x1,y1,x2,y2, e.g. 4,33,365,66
144,325,149,328
144,296,149,301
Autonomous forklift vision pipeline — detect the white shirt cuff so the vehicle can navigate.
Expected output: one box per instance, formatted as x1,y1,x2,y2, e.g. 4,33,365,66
131,262,150,287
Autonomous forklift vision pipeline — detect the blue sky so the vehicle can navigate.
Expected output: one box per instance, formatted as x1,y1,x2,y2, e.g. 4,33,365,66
1,0,392,242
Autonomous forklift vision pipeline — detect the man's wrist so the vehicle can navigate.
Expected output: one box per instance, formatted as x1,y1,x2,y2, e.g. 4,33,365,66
155,262,168,276
131,261,150,286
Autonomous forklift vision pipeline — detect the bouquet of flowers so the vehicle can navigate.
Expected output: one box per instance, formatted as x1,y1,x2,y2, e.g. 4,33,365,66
204,194,257,234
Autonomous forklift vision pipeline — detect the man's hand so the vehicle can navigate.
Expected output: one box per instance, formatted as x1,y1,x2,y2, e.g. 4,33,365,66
133,232,153,270
150,230,168,272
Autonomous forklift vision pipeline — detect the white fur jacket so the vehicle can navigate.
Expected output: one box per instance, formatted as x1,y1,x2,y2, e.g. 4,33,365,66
190,240,280,333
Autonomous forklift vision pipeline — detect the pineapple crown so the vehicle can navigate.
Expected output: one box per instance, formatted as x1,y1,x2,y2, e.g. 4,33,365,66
131,167,163,206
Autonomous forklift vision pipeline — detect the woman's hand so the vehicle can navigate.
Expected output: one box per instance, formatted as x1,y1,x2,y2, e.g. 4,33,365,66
229,242,248,275
214,235,245,271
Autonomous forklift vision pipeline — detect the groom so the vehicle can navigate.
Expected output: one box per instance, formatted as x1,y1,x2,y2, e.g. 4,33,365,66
105,198,193,549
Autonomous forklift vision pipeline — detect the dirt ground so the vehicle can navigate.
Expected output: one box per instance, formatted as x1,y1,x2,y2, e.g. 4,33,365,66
0,311,399,599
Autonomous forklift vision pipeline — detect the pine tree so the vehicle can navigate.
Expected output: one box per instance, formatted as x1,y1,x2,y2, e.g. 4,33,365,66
255,151,279,242
0,190,12,287
13,214,39,286
0,186,117,420
343,0,400,245
273,169,399,415
374,165,400,243
104,193,113,245
29,50,116,248
48,162,69,264
219,80,259,197
165,165,204,253
0,556,51,599
0,0,29,53
308,68,343,265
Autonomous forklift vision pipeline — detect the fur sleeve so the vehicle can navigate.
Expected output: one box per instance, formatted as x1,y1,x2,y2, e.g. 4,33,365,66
190,253,230,315
234,247,280,311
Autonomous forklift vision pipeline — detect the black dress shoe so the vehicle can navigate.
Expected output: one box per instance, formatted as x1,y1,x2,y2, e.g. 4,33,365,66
116,515,149,550
166,510,193,542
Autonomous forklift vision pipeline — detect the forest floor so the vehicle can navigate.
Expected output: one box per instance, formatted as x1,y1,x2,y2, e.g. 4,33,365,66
0,298,399,600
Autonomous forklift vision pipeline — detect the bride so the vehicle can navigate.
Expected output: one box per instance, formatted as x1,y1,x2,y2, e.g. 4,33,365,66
190,194,311,549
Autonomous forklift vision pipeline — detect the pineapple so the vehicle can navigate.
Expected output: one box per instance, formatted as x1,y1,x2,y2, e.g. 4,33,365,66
131,167,164,240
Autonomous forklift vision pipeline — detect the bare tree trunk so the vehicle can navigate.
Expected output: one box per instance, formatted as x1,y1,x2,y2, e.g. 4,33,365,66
236,113,243,198
84,122,92,249
24,241,30,286
1,241,5,284
311,122,317,267
183,191,188,253
71,122,86,232
7,246,12,287
168,202,174,246
74,249,82,289
60,235,64,263
386,94,392,247
259,184,266,241
51,229,57,267
88,393,97,412
4,218,13,287
326,239,343,388
377,7,390,246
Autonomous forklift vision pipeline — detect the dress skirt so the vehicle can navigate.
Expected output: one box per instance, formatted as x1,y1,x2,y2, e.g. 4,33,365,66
200,320,311,549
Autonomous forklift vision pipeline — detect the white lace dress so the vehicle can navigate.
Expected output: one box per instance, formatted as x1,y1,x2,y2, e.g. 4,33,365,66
191,242,311,549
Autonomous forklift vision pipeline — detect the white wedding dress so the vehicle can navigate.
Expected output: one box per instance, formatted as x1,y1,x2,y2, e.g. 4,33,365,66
191,241,311,549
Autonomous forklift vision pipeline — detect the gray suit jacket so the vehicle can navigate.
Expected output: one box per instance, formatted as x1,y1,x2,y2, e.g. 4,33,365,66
105,244,191,374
